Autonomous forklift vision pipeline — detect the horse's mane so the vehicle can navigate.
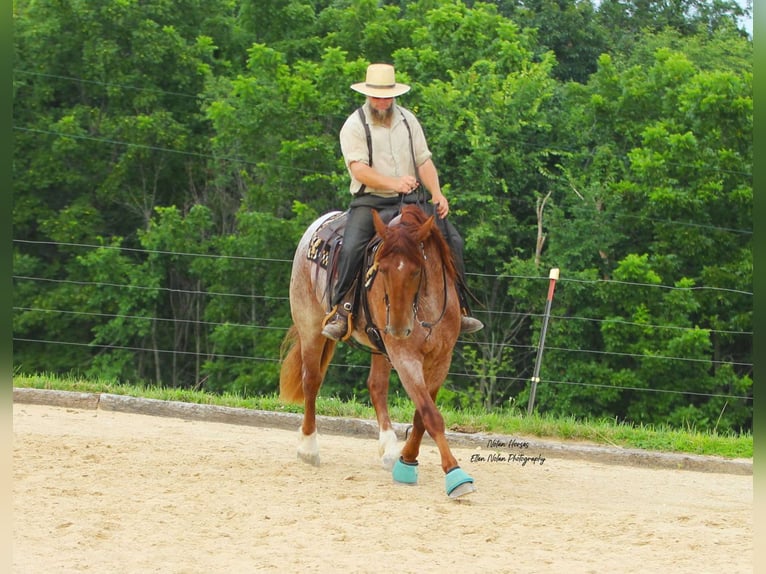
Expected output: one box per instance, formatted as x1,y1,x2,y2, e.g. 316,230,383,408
377,205,458,283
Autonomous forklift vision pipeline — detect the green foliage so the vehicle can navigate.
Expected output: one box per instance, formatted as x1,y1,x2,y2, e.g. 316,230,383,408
13,0,751,434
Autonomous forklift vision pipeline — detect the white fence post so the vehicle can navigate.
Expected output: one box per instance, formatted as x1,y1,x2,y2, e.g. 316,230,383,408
527,267,560,416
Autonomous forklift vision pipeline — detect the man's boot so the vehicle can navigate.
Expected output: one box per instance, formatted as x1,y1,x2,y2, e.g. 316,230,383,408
458,286,483,334
460,313,484,334
321,301,354,341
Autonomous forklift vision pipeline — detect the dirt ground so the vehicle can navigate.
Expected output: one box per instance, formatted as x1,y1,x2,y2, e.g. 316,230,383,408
13,402,752,574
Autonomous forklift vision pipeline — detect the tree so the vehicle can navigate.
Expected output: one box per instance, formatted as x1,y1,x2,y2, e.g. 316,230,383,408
13,0,245,377
522,26,752,431
13,0,752,431
496,0,608,82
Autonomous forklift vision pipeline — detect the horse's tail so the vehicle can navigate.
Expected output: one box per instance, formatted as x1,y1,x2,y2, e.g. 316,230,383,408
279,325,304,403
279,324,336,404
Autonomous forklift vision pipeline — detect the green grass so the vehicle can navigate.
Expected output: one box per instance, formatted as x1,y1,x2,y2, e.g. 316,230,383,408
13,372,752,460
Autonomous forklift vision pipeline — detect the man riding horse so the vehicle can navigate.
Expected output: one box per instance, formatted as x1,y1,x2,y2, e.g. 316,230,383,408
322,63,484,341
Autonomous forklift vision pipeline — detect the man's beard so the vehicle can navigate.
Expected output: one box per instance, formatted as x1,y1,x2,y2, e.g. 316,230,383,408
369,101,395,125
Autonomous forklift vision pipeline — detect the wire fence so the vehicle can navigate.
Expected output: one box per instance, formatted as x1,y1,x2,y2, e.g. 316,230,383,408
12,70,753,411
12,239,754,405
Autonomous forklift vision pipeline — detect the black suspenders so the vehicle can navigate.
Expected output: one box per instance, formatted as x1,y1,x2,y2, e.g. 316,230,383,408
354,106,419,197
356,107,371,195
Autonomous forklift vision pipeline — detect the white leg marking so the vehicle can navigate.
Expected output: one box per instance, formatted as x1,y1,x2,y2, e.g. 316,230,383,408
378,429,400,471
297,429,320,467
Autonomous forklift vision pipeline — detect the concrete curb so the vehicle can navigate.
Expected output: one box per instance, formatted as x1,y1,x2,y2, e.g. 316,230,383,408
13,387,752,476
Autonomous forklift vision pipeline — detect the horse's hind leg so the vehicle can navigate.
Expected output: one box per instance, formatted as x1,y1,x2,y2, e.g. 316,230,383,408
297,336,335,466
367,354,399,470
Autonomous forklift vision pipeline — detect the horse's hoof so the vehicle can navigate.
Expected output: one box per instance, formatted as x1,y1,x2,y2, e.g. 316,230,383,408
392,457,419,485
378,429,400,471
297,450,320,467
445,467,476,498
448,481,477,498
381,451,399,471
298,451,320,466
297,430,320,466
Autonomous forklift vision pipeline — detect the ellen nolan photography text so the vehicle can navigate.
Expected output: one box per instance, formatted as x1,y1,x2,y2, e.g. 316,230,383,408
470,439,547,467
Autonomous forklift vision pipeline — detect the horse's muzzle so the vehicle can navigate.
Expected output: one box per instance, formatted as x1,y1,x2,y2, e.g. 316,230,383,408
384,324,413,339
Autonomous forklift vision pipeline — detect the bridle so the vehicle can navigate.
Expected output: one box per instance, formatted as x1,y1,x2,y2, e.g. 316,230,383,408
412,241,449,331
380,240,449,337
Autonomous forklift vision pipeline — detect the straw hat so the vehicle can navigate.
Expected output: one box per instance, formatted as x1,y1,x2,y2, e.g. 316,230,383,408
350,63,411,98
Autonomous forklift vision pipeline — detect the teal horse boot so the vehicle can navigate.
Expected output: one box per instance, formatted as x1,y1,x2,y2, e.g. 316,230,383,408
392,457,419,485
445,466,476,498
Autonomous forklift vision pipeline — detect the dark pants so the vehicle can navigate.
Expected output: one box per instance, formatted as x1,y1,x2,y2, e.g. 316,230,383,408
330,193,468,307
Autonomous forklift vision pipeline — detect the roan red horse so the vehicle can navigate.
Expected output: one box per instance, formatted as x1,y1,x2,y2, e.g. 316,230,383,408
279,204,476,498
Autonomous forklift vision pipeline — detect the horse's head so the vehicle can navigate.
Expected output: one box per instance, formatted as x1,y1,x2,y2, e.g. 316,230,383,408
371,206,439,339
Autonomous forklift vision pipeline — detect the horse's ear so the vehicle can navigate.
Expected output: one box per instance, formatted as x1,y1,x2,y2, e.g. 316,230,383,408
372,208,387,237
416,215,436,243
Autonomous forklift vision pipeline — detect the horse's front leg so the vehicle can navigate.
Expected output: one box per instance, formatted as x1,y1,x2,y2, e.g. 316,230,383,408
399,386,457,472
391,387,445,487
393,362,476,498
367,353,399,470
396,407,425,469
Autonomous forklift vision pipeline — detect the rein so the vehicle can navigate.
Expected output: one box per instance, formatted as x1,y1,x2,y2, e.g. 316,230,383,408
415,246,449,331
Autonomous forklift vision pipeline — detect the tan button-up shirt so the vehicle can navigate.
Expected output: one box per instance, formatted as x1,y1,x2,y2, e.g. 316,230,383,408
339,102,433,197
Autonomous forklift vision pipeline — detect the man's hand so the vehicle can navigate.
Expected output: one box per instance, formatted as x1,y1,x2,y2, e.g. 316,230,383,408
394,175,419,194
431,192,449,219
